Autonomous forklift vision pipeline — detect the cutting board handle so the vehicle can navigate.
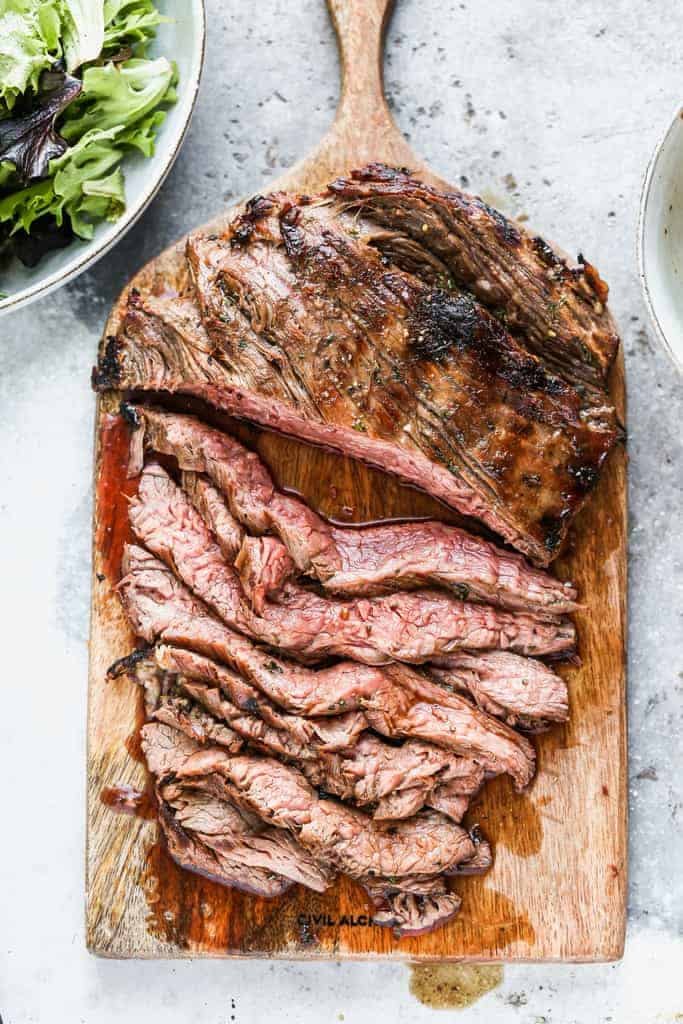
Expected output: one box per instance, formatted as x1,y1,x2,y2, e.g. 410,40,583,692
327,0,396,133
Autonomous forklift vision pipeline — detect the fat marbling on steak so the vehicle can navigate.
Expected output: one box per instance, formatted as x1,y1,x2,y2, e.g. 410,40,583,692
93,168,620,566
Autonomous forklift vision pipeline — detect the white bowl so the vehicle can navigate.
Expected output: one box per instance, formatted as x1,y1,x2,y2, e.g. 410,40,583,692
638,105,683,371
0,0,205,316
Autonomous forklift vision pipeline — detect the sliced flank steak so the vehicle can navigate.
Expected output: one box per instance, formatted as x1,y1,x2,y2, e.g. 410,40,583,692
128,460,575,662
119,546,536,788
175,747,477,880
430,650,569,731
123,404,579,615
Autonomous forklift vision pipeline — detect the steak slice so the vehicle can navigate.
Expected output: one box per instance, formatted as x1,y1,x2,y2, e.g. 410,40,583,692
234,519,578,615
159,781,334,893
119,547,536,788
328,163,619,387
125,404,578,614
430,650,569,730
157,800,293,898
176,747,476,879
235,535,296,615
129,459,575,660
140,720,206,778
425,785,471,823
368,888,462,936
152,695,245,751
181,470,244,561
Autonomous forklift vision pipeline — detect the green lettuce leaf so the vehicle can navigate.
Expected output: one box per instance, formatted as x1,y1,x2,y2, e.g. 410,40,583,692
60,56,175,141
0,125,125,239
59,0,105,72
103,0,166,58
116,107,165,156
0,0,63,111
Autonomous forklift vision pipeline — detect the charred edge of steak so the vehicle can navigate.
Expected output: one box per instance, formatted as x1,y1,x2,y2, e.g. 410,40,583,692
231,195,277,246
92,334,123,390
408,289,569,399
106,646,151,680
119,400,141,428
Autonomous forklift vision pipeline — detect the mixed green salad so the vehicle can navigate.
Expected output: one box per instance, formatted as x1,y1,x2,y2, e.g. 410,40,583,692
0,0,176,270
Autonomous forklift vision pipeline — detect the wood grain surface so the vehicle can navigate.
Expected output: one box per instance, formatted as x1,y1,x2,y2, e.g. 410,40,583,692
86,0,627,960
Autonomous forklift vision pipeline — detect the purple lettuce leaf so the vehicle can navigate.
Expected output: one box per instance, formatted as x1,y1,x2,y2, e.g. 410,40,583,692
0,66,82,184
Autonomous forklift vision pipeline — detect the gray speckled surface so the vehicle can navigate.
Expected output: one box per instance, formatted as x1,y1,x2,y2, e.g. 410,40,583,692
1,1,682,1021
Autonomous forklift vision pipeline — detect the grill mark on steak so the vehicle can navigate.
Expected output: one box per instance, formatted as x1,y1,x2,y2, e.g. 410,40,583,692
129,460,575,660
328,163,620,387
126,404,579,617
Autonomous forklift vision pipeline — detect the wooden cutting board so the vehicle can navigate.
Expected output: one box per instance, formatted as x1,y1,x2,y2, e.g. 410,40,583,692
86,0,627,960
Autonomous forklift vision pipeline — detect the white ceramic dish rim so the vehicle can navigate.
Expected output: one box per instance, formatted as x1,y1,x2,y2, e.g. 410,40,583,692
0,0,206,317
637,101,683,373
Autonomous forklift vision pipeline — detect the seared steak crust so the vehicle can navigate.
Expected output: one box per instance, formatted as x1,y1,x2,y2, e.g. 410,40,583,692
94,161,620,566
328,164,619,387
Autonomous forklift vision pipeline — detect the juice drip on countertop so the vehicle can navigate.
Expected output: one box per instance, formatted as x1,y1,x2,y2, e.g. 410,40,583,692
409,963,503,1009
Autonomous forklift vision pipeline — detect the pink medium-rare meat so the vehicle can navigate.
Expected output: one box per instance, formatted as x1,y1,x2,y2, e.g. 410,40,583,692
235,535,296,615
158,645,487,801
159,780,334,893
128,460,575,661
124,404,578,615
181,470,244,561
233,523,578,615
119,547,536,788
155,644,534,791
143,724,333,894
157,800,294,898
177,674,471,820
430,650,569,730
175,747,477,879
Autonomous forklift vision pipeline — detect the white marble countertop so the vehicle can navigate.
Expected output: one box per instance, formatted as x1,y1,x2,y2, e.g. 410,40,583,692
1,1,682,1021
